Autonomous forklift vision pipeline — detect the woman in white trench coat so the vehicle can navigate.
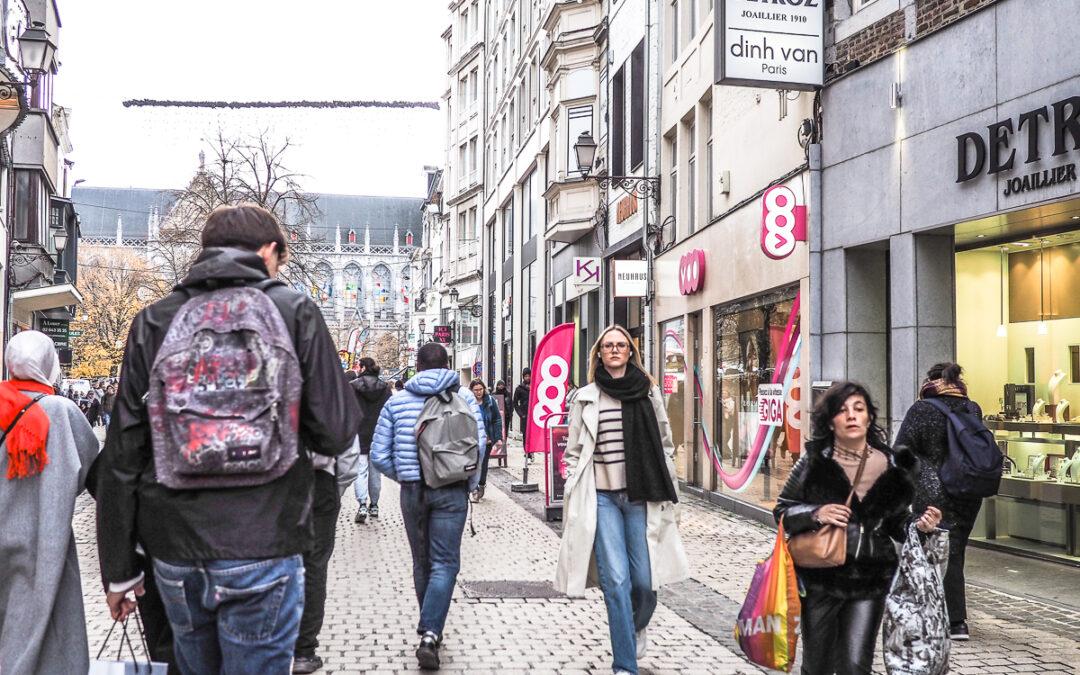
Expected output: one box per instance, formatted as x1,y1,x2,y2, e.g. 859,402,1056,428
555,325,690,675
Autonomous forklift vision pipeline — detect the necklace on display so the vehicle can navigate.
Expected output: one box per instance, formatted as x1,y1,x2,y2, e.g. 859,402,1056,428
1049,369,1067,399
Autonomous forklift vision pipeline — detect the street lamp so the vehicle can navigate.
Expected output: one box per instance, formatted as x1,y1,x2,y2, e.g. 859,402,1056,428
18,22,56,80
449,287,460,306
575,131,598,177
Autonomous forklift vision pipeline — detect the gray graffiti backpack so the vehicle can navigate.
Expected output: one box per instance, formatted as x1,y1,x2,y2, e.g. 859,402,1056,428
415,386,479,488
147,283,302,489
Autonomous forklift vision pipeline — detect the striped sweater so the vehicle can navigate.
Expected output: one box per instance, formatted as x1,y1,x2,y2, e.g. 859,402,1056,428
594,391,627,491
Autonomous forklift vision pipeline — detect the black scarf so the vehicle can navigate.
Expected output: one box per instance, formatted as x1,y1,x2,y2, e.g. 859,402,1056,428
594,365,678,503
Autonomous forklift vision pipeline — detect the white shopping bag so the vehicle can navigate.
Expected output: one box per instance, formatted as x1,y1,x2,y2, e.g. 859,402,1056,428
89,614,169,675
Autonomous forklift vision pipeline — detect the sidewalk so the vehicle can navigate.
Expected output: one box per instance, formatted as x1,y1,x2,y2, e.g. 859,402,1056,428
73,431,1080,673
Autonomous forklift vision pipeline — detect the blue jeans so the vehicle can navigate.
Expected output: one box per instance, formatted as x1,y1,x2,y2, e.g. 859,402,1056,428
594,490,657,675
353,454,383,506
152,556,304,675
399,481,468,637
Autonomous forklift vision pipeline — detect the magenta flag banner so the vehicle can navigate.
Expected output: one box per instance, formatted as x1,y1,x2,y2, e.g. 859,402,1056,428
525,323,576,454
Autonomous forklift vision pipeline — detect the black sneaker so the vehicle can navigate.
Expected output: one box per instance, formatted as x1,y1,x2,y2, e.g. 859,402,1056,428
369,504,379,518
416,631,440,670
292,653,323,673
949,621,970,641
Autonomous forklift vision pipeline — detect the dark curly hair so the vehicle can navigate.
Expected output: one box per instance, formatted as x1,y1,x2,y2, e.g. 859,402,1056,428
805,381,889,454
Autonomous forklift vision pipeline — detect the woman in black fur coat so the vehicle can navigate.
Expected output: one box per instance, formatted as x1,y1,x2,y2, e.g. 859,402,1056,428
775,382,941,675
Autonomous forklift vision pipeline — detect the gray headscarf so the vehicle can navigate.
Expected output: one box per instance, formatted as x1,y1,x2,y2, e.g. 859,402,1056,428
5,330,62,388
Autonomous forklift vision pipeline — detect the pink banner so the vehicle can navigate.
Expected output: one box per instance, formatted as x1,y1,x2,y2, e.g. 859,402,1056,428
525,323,576,454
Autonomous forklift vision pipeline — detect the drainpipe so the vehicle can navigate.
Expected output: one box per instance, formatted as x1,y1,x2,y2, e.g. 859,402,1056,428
643,0,660,371
808,141,823,383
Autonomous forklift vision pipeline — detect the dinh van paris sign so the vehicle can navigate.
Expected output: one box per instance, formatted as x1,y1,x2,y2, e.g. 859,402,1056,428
956,95,1080,197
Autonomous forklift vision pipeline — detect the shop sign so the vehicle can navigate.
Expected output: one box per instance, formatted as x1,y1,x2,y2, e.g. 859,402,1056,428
678,249,706,295
612,260,648,297
433,325,453,343
616,194,639,224
760,184,807,260
757,383,784,427
715,0,824,91
572,257,601,292
39,318,70,348
956,96,1080,197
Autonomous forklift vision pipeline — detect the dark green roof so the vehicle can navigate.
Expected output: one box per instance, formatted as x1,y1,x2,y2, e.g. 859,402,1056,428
73,187,424,246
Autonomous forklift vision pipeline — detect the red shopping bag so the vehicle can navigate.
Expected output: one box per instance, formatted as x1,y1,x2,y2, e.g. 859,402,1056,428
734,520,802,672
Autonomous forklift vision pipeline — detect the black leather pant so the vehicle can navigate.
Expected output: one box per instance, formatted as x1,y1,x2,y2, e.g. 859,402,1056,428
943,498,981,625
296,472,341,657
800,592,885,675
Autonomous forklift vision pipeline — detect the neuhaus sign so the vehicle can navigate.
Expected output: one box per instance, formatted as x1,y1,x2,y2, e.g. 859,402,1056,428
716,0,824,90
956,95,1080,197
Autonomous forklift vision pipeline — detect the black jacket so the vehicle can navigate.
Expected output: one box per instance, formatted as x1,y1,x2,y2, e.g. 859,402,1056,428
513,381,530,419
351,374,391,454
95,247,361,584
894,396,984,529
773,444,917,599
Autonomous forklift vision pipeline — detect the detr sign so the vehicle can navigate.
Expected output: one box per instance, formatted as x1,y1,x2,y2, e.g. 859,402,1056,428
956,95,1080,190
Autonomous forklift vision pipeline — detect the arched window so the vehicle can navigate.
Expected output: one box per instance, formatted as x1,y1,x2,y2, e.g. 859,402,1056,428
372,264,393,318
347,229,357,244
311,262,334,307
344,263,362,311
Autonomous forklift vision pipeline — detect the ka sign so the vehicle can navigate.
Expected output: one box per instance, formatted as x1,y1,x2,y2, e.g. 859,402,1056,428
716,0,824,90
678,249,706,295
760,184,807,260
573,257,601,292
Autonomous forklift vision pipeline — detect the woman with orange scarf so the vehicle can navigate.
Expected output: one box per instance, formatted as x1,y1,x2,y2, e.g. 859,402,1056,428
0,330,100,674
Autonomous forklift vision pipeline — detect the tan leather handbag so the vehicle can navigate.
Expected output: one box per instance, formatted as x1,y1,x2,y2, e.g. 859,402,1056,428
787,449,868,569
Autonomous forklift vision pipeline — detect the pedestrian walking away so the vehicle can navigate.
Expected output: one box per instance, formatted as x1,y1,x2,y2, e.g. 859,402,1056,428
469,378,503,502
555,325,689,675
513,368,531,457
370,342,486,670
351,356,392,523
94,204,361,675
895,362,983,642
295,433,361,673
0,331,101,675
495,380,512,438
774,381,941,675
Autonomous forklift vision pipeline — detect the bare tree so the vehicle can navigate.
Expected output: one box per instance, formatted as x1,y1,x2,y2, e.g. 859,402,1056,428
151,130,324,291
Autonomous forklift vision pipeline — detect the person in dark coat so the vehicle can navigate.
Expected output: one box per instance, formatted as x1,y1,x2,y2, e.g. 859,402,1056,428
85,394,101,427
468,379,503,502
495,380,511,437
513,368,531,456
351,357,392,523
775,381,941,675
894,362,982,641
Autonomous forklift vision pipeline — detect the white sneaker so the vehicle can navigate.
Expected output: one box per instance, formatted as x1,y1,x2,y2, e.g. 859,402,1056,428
636,626,648,659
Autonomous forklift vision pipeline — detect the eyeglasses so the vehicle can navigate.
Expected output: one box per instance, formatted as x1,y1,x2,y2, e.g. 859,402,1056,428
601,342,630,353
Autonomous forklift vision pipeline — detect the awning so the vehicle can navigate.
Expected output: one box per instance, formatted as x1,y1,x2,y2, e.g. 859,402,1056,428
12,283,83,312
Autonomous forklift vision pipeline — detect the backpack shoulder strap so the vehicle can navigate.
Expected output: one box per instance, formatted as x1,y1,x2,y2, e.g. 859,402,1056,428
922,397,952,418
0,393,46,448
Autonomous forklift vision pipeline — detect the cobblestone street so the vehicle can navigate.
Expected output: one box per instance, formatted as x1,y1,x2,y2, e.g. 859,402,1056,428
75,439,1080,674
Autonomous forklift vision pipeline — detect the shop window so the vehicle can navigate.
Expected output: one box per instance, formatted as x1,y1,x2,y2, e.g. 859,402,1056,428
1025,347,1035,383
1071,345,1080,383
713,288,799,510
661,317,688,482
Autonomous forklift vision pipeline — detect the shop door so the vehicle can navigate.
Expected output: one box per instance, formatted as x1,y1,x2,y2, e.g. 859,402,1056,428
690,312,704,488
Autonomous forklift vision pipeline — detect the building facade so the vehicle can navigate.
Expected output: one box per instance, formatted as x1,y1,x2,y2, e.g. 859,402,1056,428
74,186,423,374
817,0,1080,563
3,0,82,365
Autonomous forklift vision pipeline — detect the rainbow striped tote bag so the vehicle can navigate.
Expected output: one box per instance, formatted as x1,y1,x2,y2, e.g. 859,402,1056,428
735,521,802,672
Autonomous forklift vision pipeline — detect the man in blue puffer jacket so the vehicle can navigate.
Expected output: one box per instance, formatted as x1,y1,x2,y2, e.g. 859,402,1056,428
370,343,485,671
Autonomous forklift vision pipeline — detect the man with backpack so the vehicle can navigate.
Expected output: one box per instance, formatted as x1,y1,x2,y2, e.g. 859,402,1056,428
370,342,485,671
94,204,361,674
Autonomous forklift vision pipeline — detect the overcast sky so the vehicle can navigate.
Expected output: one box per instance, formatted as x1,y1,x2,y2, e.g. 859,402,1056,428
58,1,447,196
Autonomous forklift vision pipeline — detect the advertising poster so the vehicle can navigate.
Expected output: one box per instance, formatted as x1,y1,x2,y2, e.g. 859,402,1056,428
547,424,569,505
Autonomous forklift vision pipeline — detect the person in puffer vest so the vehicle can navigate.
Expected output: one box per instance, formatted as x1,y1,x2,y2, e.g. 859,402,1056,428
370,343,485,671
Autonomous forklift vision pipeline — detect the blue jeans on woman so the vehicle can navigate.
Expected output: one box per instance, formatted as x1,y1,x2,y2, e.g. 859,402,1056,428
151,555,304,675
353,454,382,507
594,489,657,674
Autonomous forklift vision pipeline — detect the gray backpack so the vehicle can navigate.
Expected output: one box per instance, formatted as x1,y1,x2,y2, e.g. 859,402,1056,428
415,387,479,488
147,283,302,489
